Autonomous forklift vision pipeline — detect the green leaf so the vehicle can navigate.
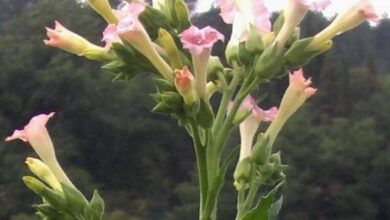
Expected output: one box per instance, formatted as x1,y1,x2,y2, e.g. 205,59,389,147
269,196,283,220
241,181,285,220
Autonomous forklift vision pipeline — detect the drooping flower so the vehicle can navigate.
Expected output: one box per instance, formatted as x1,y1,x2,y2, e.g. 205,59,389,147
180,25,224,99
310,0,380,49
265,69,317,145
275,0,331,47
105,1,173,81
230,95,278,161
87,0,118,24
174,66,198,105
44,21,107,60
218,0,271,42
5,113,74,187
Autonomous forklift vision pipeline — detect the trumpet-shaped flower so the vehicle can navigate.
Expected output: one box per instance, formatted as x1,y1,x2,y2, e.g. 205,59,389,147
180,25,225,56
180,25,224,99
275,0,331,47
265,69,317,145
230,95,278,161
105,1,173,81
102,24,122,48
5,113,74,187
174,66,198,105
44,21,107,60
310,0,380,49
218,0,271,42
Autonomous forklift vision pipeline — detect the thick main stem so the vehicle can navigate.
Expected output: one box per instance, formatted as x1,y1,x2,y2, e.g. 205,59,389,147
191,123,209,218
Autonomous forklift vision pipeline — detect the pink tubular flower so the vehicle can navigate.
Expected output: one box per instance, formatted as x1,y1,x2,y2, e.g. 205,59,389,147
114,1,146,33
229,95,278,161
5,113,74,187
180,25,224,56
104,1,173,81
310,0,381,48
5,113,56,160
180,25,224,99
44,21,107,60
102,24,122,48
265,69,317,146
300,0,331,11
218,0,271,42
275,0,331,47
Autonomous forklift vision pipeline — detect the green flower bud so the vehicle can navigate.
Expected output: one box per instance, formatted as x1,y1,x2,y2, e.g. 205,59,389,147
25,157,62,191
233,157,253,191
174,0,191,31
207,56,224,82
196,99,214,129
285,37,332,69
251,133,271,165
254,44,285,80
158,28,183,69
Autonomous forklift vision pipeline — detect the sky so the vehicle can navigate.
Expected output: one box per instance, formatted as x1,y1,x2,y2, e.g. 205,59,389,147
195,0,390,19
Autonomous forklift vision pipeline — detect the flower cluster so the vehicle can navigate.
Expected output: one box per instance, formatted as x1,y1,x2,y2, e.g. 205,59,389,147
4,0,387,219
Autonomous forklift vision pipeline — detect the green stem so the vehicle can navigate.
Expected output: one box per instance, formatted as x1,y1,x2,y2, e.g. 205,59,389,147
191,122,209,216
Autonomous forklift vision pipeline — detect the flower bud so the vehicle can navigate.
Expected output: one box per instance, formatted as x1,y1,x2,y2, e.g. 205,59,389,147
158,28,183,69
225,39,239,66
25,157,62,191
233,157,253,191
251,133,271,165
23,176,47,195
285,37,332,69
44,21,108,60
196,99,214,129
309,0,379,49
174,0,191,31
245,26,264,55
207,56,224,82
174,66,198,106
254,44,285,80
87,0,118,24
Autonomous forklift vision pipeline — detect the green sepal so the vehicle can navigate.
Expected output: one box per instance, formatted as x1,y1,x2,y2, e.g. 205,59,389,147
62,183,89,214
152,102,174,114
33,204,59,218
161,91,182,109
207,56,224,82
238,43,253,66
104,43,159,81
285,37,333,69
272,13,285,35
23,176,67,209
174,0,191,32
253,44,285,81
84,190,105,220
241,181,285,220
139,6,175,41
245,26,264,55
233,157,253,191
152,78,175,92
196,99,214,129
251,133,271,165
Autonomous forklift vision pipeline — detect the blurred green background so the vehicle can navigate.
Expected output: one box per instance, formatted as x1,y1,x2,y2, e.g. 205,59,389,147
0,0,390,219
